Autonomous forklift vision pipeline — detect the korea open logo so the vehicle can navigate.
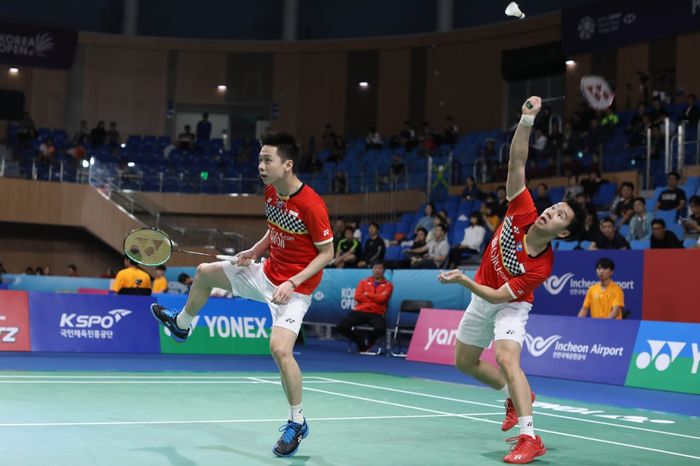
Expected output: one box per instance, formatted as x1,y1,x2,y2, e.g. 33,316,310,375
577,16,596,40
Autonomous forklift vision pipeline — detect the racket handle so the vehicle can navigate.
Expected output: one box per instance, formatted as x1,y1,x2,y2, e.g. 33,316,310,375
216,255,239,262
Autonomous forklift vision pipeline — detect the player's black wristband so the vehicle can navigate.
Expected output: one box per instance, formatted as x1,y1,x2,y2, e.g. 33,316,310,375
286,279,298,289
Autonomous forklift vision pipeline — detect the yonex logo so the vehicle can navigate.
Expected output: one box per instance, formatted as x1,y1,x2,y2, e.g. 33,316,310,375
542,273,574,295
522,334,562,357
59,309,132,329
313,291,324,301
635,340,690,372
285,318,295,324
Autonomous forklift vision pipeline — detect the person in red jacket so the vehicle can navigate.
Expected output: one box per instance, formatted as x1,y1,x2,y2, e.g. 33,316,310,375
336,262,394,352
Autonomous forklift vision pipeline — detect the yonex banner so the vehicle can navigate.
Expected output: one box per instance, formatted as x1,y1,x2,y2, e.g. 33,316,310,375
562,0,700,56
533,250,643,319
0,290,31,352
306,269,386,325
157,295,271,355
520,314,639,385
0,22,78,69
406,308,496,367
625,321,700,395
29,293,159,353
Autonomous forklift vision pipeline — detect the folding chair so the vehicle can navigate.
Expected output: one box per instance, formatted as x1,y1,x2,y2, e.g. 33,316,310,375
390,300,433,357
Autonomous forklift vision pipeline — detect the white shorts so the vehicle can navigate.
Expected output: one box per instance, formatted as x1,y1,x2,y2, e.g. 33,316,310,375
456,294,532,348
221,260,311,335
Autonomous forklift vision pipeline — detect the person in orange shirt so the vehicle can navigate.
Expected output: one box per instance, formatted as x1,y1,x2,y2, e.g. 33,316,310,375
112,256,152,294
152,265,168,294
336,262,394,352
577,258,624,319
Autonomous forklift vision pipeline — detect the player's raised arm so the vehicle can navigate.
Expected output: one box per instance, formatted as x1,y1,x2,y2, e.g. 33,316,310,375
506,96,542,200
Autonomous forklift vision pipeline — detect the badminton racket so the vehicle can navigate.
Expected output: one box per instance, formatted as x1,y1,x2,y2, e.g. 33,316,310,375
123,228,238,266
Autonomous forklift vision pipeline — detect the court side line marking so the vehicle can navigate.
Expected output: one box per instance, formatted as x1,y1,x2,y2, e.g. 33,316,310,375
0,375,327,380
0,380,341,385
0,413,502,428
315,376,700,441
256,378,700,462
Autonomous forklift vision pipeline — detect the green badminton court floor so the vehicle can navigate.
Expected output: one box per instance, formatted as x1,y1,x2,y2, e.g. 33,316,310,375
2,371,699,465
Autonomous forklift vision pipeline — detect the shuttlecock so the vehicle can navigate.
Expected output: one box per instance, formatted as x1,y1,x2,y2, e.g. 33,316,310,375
505,2,525,19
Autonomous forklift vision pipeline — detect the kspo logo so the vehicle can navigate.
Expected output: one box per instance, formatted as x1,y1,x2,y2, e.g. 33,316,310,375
0,315,19,343
59,309,132,329
635,340,700,374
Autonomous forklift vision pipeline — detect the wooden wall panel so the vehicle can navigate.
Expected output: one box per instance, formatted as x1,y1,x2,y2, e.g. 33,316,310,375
175,51,227,104
676,31,700,97
616,43,649,111
29,69,69,129
377,48,411,136
272,53,302,136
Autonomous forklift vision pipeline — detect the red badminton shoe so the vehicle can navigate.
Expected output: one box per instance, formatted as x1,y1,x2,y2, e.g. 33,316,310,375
502,392,536,431
503,434,546,464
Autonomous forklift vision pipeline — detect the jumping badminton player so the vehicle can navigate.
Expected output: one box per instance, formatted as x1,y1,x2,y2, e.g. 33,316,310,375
438,96,587,464
151,133,334,457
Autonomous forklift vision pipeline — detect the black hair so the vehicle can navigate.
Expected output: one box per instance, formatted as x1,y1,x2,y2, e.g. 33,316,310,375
651,219,666,228
470,211,485,226
434,223,448,233
689,94,696,100
416,227,428,237
156,265,166,271
538,183,548,191
124,255,139,266
563,200,588,239
371,261,385,268
344,226,355,234
600,216,615,226
177,273,191,284
259,132,302,173
668,171,680,180
67,264,77,271
596,258,615,271
369,222,380,230
690,195,700,206
620,181,634,191
633,196,646,205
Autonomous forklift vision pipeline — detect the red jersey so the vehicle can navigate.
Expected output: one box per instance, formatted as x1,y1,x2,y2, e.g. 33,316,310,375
475,188,553,303
354,277,394,315
263,183,333,295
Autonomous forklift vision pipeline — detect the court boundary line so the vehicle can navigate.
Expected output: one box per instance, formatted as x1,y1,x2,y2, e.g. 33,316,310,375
245,377,700,461
0,380,341,385
314,376,700,441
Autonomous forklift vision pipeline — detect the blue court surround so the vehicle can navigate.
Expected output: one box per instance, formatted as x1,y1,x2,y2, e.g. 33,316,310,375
0,338,697,418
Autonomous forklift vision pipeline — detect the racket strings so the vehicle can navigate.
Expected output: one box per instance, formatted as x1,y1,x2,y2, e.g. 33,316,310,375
124,229,173,266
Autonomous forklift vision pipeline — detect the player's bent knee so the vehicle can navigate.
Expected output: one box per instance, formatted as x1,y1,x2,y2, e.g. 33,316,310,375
269,341,293,361
495,352,520,374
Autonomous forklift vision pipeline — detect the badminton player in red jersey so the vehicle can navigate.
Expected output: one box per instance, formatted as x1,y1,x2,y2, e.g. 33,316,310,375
151,133,334,458
439,97,587,464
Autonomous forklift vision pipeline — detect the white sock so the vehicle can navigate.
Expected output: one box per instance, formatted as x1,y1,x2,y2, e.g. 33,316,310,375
176,310,193,331
500,384,510,397
519,416,535,438
289,403,304,424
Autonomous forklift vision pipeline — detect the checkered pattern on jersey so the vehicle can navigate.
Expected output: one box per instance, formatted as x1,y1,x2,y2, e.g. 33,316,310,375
499,216,525,276
265,203,308,234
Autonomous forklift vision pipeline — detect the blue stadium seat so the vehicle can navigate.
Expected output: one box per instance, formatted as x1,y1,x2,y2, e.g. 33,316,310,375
385,245,403,262
592,182,617,209
631,239,650,250
557,240,581,251
618,224,630,239
683,238,698,248
549,186,565,202
666,222,684,241
579,240,592,250
654,210,678,226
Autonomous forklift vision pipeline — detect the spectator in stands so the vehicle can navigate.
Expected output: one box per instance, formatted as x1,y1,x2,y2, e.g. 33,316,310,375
100,268,116,279
577,258,624,320
534,105,552,134
461,176,482,200
302,152,323,174
534,183,552,214
399,121,417,150
419,133,438,157
90,121,107,146
589,217,630,250
111,256,151,294
583,118,602,156
610,182,635,225
333,227,360,268
24,267,35,275
106,122,121,148
437,209,451,228
649,96,669,129
332,170,347,194
627,197,652,241
178,125,196,151
480,197,500,232
152,265,168,294
681,195,700,239
574,192,596,218
560,122,581,157
236,137,255,163
411,223,449,269
427,214,448,242
579,212,598,243
168,273,193,294
336,262,393,353
403,227,428,262
67,264,78,277
73,120,89,145
37,137,56,163
416,202,436,233
628,104,648,146
494,186,508,219
563,174,583,202
650,219,683,249
544,124,563,160
573,102,595,133
530,129,547,158
357,223,385,268
600,107,619,139
196,113,212,143
443,116,459,145
332,218,346,249
681,94,699,126
581,169,605,199
42,266,51,276
365,126,383,150
656,172,687,214
16,112,37,145
322,123,336,150
449,212,486,267
389,154,407,186
34,267,44,275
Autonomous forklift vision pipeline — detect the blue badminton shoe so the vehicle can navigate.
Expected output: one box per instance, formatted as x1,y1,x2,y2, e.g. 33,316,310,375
150,303,189,342
272,420,309,457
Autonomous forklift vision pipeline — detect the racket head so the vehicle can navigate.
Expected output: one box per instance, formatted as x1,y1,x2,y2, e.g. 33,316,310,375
123,228,173,266
580,75,615,110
